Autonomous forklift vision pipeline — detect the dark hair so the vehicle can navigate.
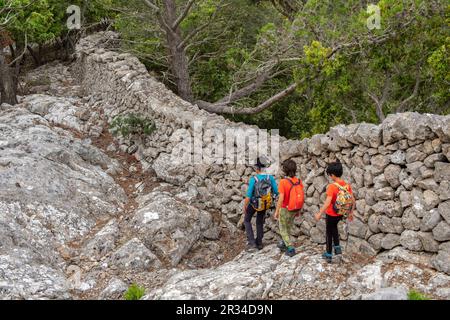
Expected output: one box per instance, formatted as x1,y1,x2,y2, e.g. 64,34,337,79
326,161,343,177
255,156,269,169
282,160,297,178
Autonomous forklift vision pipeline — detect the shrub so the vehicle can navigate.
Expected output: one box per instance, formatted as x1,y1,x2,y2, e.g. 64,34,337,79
407,289,430,300
110,114,156,138
124,283,146,300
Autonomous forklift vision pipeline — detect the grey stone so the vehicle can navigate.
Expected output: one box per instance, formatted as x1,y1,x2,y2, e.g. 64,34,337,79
424,153,447,168
131,191,218,266
417,232,440,253
433,221,450,242
420,209,442,232
405,147,426,163
401,208,421,231
438,201,450,224
372,201,402,218
390,150,406,165
432,251,450,275
384,164,401,188
361,287,407,300
368,233,384,251
400,230,423,251
378,216,404,234
423,190,440,210
100,278,128,300
348,218,368,239
108,238,161,271
438,181,450,201
435,162,450,183
375,187,395,201
381,233,401,250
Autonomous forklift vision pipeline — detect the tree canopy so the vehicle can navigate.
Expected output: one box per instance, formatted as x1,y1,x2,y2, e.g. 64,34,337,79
1,0,448,138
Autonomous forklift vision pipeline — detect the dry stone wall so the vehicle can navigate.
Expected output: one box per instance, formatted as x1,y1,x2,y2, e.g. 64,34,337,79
74,32,450,274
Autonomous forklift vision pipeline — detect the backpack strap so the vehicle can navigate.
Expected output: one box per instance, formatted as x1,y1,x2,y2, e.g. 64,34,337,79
333,182,349,191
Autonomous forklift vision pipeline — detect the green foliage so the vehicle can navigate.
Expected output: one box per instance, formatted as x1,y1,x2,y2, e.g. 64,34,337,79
110,114,156,138
123,284,145,300
407,289,430,300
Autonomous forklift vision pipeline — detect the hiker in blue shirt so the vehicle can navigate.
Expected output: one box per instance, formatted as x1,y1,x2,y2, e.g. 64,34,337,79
243,156,278,251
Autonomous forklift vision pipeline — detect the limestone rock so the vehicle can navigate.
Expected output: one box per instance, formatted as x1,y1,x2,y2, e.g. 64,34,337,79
108,238,161,271
433,221,450,242
400,230,423,251
381,234,401,250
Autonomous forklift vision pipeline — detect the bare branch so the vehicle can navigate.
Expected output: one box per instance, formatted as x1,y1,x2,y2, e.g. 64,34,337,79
142,0,160,12
196,82,298,115
172,0,196,29
396,71,421,113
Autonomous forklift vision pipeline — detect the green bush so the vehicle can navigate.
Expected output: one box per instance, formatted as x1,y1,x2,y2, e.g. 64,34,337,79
110,114,156,138
407,289,430,300
123,284,146,300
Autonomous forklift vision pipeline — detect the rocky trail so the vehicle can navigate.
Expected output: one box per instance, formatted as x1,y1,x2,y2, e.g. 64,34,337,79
0,52,449,300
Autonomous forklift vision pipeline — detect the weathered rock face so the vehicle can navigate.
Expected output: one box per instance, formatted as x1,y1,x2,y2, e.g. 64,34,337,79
130,190,219,266
145,242,450,300
0,105,128,299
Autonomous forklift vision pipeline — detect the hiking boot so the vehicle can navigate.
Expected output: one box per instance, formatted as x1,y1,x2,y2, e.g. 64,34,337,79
334,245,342,255
246,244,257,252
322,252,332,263
285,246,296,257
257,243,264,250
277,240,287,252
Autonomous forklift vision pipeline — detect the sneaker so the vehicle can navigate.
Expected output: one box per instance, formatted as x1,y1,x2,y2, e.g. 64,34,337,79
246,244,257,252
277,240,287,252
322,252,332,263
285,246,296,257
334,245,342,255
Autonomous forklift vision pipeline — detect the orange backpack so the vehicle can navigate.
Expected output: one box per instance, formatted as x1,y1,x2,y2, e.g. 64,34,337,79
286,178,305,212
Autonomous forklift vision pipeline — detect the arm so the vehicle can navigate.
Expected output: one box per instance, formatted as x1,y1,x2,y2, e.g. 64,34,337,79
315,195,332,221
243,177,254,214
274,193,284,220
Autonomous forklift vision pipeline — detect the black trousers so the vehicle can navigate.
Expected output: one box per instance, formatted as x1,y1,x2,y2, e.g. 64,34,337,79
244,205,266,246
326,214,342,254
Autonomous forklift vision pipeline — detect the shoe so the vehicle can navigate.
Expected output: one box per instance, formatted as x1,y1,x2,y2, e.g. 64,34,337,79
285,246,296,257
322,252,332,263
277,240,287,252
334,245,342,255
257,243,264,250
246,244,257,252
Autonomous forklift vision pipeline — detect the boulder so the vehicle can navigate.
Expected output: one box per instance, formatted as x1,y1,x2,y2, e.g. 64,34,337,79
131,191,218,266
420,209,442,232
108,238,161,271
417,232,440,253
361,287,407,300
399,230,423,251
438,201,450,224
401,209,421,231
381,233,401,250
384,164,401,188
390,150,406,165
432,251,450,275
433,221,450,242
378,216,404,234
435,162,450,183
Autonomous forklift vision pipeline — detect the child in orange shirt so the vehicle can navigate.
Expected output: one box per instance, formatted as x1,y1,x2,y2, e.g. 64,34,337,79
315,161,355,263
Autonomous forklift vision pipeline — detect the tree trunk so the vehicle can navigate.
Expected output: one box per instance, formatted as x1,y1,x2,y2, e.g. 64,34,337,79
162,0,193,102
27,45,41,67
0,54,18,105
